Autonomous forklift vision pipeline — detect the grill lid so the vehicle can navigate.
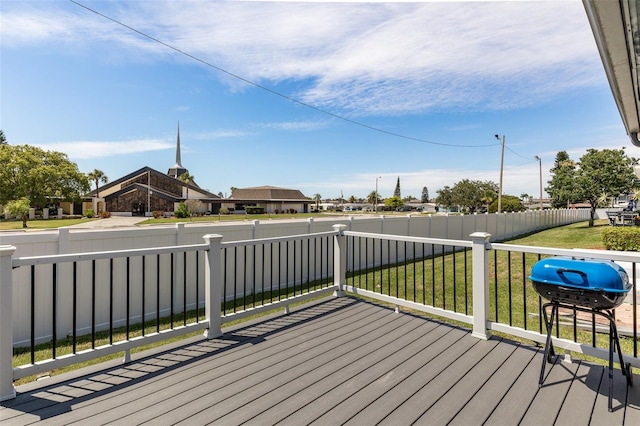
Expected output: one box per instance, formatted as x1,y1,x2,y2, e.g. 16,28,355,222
529,256,630,293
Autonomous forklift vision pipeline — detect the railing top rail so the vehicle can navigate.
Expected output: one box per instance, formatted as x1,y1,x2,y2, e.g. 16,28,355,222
221,230,337,248
343,230,472,247
491,242,640,262
12,243,209,267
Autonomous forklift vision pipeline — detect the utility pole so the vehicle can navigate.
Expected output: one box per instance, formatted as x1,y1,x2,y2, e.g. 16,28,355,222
495,134,505,213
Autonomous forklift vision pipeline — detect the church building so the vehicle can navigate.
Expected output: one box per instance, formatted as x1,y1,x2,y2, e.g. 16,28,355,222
87,125,222,216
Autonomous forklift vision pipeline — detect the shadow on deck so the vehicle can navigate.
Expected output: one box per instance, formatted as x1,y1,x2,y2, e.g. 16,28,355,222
2,297,640,425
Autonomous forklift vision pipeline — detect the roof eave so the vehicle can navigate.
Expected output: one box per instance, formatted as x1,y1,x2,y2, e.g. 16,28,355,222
584,0,640,146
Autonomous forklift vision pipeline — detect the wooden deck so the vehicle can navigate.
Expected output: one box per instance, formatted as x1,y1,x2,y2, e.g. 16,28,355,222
2,297,639,425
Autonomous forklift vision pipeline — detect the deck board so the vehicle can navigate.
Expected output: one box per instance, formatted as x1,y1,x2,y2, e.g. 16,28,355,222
296,325,460,425
375,339,500,426
416,339,520,425
520,356,581,425
2,296,637,426
555,361,604,425
448,341,539,425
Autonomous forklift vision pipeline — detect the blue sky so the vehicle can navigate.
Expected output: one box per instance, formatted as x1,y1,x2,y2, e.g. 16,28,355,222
1,0,635,200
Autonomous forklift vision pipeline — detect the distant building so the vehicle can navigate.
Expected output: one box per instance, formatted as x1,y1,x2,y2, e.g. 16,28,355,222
85,125,221,216
224,186,312,214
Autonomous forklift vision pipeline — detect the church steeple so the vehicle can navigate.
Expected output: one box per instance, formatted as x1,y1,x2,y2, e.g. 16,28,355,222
168,122,187,178
175,121,182,167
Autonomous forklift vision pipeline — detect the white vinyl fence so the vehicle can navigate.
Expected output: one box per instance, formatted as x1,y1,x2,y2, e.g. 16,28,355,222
2,209,589,346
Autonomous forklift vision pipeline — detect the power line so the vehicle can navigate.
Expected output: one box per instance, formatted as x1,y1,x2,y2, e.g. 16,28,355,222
504,144,537,161
70,0,499,149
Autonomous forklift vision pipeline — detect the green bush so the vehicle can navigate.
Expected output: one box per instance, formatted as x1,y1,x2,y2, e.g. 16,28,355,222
245,206,265,214
84,209,95,218
219,207,229,215
602,227,640,251
489,195,526,213
175,202,190,219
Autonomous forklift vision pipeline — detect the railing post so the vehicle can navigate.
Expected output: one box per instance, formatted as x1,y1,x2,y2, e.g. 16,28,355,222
0,245,16,401
470,232,492,340
333,224,347,296
252,220,259,239
203,234,223,339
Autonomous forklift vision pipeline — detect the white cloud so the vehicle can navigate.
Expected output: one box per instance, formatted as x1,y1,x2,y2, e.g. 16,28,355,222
253,120,329,131
35,139,174,160
1,1,599,115
190,129,252,140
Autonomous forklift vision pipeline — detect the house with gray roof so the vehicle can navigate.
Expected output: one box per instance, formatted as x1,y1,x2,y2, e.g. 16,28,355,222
224,186,312,214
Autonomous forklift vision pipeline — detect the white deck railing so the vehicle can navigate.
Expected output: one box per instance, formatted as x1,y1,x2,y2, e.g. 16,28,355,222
4,213,636,403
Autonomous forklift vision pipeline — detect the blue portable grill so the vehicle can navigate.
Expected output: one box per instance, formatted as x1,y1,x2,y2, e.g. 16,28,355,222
530,256,631,309
529,256,633,412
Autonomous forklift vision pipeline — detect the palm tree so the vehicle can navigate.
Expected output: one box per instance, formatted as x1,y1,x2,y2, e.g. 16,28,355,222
87,169,108,198
367,191,380,205
179,172,194,199
313,193,322,210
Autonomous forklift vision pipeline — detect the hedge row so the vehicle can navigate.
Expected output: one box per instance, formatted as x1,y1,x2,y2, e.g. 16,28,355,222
602,227,640,251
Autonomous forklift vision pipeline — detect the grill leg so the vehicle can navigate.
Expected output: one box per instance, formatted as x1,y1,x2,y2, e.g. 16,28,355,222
606,310,633,387
608,322,614,412
596,308,632,412
539,303,557,388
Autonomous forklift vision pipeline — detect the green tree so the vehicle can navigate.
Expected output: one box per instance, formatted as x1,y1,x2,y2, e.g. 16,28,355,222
0,144,89,207
175,202,190,219
179,172,194,199
421,186,429,203
489,195,525,213
0,130,6,145
384,195,404,210
394,176,401,198
575,148,640,226
87,169,108,198
5,198,31,228
348,195,357,203
367,191,381,205
451,179,498,213
436,186,454,210
546,151,579,208
313,193,322,210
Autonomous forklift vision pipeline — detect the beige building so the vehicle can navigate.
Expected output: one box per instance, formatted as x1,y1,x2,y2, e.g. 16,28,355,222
223,186,312,214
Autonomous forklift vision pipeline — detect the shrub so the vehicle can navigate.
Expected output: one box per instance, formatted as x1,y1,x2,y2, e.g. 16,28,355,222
152,210,163,219
175,202,190,219
602,227,640,251
99,211,111,218
245,206,265,214
85,209,95,218
219,207,229,215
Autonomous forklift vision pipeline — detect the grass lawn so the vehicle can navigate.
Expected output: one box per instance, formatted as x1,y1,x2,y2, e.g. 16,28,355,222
137,210,413,225
0,218,97,230
503,218,610,249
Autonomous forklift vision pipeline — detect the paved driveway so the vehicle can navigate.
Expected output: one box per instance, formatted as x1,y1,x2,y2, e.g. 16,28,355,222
67,216,148,229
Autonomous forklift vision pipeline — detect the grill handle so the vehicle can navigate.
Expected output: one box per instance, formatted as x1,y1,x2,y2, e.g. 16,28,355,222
555,268,589,287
